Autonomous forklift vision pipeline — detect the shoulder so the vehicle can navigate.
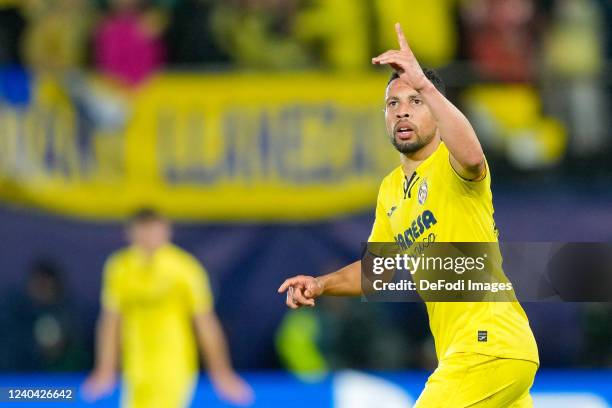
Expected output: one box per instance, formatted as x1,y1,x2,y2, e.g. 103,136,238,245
380,165,404,191
105,247,132,269
102,248,133,284
165,244,205,270
431,141,451,164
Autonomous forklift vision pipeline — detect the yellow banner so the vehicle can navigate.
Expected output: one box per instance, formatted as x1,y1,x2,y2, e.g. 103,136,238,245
0,73,398,221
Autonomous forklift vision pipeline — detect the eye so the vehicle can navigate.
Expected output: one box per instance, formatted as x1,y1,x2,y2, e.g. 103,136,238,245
411,99,422,105
388,100,398,107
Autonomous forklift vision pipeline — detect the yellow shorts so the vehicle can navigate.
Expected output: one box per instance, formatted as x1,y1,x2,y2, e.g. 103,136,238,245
414,353,538,408
122,377,196,408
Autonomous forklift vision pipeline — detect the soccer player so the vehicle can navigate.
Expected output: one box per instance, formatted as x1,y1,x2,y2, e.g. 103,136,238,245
278,23,539,407
83,209,253,407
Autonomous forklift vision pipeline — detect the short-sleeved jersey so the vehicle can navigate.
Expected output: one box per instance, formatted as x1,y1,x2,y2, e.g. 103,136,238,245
369,141,539,364
102,243,213,384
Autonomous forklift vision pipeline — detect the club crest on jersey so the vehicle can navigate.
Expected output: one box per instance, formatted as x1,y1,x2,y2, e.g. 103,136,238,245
417,179,428,205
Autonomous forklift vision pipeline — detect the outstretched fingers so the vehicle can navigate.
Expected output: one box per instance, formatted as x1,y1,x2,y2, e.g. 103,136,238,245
372,50,399,64
278,276,302,293
373,56,403,66
395,22,409,51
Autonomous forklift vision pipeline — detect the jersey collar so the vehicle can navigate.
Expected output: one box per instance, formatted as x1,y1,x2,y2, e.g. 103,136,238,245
400,140,444,179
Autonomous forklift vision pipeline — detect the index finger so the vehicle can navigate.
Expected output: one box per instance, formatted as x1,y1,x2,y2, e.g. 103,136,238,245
395,22,408,51
278,278,294,293
278,276,304,293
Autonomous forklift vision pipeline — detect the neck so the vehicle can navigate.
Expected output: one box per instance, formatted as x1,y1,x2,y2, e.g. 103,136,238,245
400,136,441,176
135,244,162,259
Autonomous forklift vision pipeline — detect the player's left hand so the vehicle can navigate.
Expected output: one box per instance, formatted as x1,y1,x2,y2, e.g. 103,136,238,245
372,23,430,92
211,371,254,406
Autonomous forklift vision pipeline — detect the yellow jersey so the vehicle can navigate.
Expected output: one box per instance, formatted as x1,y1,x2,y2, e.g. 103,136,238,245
102,243,213,385
369,141,539,364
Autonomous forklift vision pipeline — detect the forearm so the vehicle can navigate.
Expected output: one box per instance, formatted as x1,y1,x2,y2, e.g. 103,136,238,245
93,311,120,372
420,81,484,170
318,260,362,296
195,313,235,376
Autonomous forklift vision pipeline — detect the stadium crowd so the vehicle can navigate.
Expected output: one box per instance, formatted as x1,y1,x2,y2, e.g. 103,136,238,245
0,0,609,80
0,0,610,167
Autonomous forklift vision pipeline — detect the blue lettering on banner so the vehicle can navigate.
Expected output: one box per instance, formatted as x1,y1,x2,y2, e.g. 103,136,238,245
158,104,386,185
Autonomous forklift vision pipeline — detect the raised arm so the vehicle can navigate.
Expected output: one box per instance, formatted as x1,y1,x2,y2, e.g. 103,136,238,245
372,23,485,180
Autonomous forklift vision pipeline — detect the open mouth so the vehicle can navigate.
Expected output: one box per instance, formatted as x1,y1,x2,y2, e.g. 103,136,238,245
395,123,415,140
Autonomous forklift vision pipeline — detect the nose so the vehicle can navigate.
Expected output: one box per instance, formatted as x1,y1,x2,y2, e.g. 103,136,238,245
395,101,411,119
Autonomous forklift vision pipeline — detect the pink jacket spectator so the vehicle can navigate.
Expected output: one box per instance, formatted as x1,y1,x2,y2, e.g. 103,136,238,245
94,12,166,86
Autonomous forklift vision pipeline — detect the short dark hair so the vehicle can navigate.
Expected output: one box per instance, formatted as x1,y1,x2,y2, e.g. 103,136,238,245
128,208,166,225
30,259,60,280
387,67,446,96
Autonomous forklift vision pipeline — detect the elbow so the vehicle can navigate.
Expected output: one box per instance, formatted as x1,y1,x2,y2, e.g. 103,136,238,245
461,149,485,173
462,152,486,179
465,154,485,172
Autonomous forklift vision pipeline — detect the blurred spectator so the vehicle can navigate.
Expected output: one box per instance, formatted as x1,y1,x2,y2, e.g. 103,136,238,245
165,0,231,66
460,0,539,82
21,0,91,74
598,0,612,60
542,0,607,156
373,0,458,68
214,0,310,70
293,0,369,71
276,298,430,374
544,0,604,78
0,0,25,66
0,259,87,371
597,0,612,158
0,64,31,108
458,0,569,169
94,0,167,86
317,299,413,370
276,308,328,382
0,0,29,108
462,84,567,169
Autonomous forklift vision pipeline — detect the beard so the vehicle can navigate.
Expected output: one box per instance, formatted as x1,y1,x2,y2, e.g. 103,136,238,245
390,132,428,154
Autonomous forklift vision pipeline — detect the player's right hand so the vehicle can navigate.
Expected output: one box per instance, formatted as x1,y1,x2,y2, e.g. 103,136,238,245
277,275,323,309
81,369,117,402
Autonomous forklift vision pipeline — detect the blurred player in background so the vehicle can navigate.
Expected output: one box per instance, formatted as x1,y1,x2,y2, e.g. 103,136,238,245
279,23,539,407
83,209,253,407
